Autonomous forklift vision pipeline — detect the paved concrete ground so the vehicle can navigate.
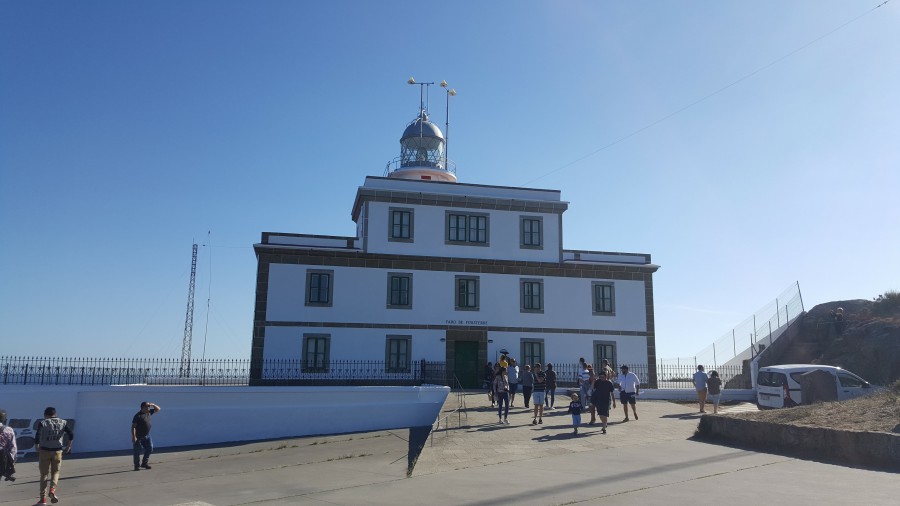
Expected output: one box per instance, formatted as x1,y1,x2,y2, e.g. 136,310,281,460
1,393,896,505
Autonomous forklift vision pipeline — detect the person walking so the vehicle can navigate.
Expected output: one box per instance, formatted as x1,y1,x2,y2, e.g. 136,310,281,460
507,358,520,407
0,409,17,482
34,407,74,505
493,367,510,424
132,401,161,471
577,358,590,412
544,363,557,409
487,363,498,407
585,364,596,413
531,363,546,425
590,372,616,434
617,365,640,421
520,364,534,408
693,365,709,413
567,393,583,434
707,370,723,414
600,359,616,384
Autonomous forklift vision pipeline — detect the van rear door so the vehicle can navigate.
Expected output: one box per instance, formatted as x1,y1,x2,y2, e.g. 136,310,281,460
757,370,792,408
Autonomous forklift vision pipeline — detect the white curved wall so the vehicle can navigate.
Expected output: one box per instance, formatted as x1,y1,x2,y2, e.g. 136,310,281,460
1,384,449,455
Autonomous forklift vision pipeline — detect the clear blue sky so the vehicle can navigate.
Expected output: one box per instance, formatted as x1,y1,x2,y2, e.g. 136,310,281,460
2,1,898,360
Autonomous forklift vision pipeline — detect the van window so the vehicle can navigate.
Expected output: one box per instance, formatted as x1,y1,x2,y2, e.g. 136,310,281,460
758,371,787,387
838,373,864,387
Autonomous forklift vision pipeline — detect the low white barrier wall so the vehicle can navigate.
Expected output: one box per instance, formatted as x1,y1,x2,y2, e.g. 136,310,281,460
0,384,450,456
637,389,756,402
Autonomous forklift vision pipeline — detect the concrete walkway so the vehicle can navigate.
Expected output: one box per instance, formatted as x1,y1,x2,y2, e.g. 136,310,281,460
1,393,896,505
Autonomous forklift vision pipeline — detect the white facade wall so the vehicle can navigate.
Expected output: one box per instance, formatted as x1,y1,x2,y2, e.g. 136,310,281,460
487,331,648,366
363,201,561,262
262,326,446,363
266,263,646,332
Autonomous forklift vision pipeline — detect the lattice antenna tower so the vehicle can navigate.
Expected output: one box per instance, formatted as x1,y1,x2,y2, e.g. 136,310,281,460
180,243,198,377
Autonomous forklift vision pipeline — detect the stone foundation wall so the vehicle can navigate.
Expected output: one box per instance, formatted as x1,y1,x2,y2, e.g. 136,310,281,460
696,415,900,470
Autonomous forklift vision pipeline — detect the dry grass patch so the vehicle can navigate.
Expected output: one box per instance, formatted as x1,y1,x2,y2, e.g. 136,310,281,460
730,381,900,433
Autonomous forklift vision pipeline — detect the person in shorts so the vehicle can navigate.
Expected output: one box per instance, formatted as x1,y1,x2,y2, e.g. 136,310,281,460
707,370,723,414
590,372,616,433
531,363,546,425
617,365,640,421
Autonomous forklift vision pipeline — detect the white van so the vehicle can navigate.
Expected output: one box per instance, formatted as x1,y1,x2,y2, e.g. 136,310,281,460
756,364,874,409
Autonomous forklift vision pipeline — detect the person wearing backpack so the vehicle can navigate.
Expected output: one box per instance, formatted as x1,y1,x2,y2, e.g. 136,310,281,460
0,409,17,482
34,406,74,505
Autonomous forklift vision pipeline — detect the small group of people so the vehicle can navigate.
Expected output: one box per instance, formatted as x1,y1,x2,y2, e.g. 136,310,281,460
487,356,645,435
487,354,558,425
571,359,641,434
692,365,723,413
0,401,162,505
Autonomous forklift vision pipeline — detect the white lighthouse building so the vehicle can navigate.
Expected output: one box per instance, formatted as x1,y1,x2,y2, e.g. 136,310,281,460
250,87,659,387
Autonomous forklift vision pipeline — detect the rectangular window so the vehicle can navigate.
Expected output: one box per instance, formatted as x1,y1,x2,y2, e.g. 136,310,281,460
302,334,330,373
521,339,544,367
386,335,412,373
306,270,334,307
593,341,616,370
592,281,615,315
448,214,467,242
520,279,544,313
387,272,413,309
389,208,413,242
446,211,489,245
468,215,487,243
520,216,543,248
455,275,479,311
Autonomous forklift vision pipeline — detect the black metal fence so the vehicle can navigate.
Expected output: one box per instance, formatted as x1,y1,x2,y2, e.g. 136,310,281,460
0,357,744,389
0,357,448,387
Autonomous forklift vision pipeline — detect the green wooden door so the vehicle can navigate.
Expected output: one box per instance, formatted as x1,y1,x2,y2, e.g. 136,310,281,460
455,341,479,388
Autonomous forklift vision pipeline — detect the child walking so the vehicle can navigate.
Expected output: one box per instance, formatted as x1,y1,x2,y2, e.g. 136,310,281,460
568,393,583,434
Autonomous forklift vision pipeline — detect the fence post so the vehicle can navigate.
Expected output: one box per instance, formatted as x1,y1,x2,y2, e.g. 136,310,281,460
732,329,736,359
753,314,757,344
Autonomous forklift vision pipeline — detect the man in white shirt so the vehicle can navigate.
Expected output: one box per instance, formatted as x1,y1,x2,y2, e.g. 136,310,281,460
617,365,640,421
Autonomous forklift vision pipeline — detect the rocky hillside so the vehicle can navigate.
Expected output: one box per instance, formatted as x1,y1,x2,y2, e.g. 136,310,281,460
785,297,900,385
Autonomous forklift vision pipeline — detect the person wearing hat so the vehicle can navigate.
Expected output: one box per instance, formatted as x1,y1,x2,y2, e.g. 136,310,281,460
616,365,640,421
132,401,161,471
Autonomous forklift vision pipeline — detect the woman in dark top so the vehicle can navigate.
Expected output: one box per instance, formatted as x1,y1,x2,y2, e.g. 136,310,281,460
545,363,557,409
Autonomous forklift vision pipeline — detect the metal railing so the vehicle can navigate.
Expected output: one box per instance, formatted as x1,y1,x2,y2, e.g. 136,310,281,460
660,282,805,368
0,357,449,387
534,363,742,390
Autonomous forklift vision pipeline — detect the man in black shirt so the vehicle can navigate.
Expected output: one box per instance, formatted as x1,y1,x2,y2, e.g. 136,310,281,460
590,373,616,434
131,401,161,471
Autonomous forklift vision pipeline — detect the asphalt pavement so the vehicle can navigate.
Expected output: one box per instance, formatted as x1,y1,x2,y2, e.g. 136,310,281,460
1,393,896,505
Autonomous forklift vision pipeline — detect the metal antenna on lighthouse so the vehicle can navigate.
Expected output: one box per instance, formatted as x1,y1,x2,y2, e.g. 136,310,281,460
180,243,198,377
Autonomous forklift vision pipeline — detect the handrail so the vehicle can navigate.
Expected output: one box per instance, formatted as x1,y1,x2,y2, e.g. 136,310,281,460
430,375,467,446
